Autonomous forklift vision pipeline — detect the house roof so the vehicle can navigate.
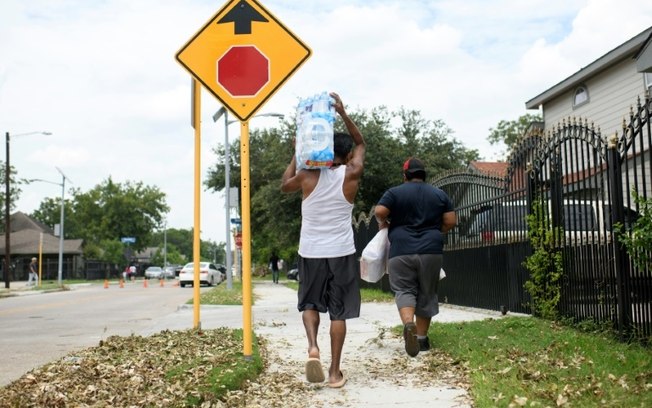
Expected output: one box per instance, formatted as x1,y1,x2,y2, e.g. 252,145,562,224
468,161,508,178
0,229,83,255
525,26,652,109
9,211,53,234
635,30,652,73
0,212,83,256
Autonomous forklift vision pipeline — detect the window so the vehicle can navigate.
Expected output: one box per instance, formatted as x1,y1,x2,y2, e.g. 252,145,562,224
563,203,596,231
573,85,589,108
645,73,652,94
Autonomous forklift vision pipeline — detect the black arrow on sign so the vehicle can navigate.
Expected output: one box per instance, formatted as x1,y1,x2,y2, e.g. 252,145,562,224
217,0,269,35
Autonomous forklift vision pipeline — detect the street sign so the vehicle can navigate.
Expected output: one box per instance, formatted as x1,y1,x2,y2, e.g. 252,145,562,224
121,237,136,244
230,218,242,224
234,232,243,249
176,0,311,121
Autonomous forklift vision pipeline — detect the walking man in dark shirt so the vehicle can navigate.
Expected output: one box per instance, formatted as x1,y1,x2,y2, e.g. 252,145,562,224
374,158,456,357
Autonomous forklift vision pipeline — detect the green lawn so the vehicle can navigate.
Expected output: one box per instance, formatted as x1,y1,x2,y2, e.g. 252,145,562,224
429,317,652,407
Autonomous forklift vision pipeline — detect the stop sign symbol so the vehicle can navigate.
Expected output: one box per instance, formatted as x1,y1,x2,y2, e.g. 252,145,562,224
217,46,270,97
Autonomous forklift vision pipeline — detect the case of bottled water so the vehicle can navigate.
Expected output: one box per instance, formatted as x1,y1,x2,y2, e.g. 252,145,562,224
295,92,335,170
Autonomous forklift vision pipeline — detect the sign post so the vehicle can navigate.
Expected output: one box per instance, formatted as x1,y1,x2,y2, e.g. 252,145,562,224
176,0,311,358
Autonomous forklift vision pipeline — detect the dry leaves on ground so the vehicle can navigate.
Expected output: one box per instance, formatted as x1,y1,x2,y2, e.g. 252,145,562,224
0,327,471,407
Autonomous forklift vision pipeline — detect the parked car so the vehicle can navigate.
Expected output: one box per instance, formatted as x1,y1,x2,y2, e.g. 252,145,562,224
173,265,183,278
287,267,299,282
178,262,224,287
144,266,164,279
162,265,178,279
467,199,638,244
215,264,227,281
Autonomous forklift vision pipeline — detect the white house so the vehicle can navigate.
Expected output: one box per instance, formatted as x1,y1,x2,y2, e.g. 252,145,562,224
525,26,652,203
525,26,652,139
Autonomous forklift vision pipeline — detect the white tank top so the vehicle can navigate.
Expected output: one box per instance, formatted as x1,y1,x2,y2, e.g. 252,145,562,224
299,165,355,258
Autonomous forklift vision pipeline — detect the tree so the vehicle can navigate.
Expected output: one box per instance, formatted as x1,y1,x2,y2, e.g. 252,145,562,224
30,197,76,238
0,162,25,227
74,178,168,252
205,104,479,266
31,178,169,258
98,239,127,266
150,228,193,261
149,228,221,264
149,243,186,267
487,113,542,155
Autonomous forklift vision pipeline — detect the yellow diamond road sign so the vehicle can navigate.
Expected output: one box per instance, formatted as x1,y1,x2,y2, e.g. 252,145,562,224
176,0,311,121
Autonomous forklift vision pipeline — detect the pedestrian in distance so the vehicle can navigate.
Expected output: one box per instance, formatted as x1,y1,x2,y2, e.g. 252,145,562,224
281,92,366,388
269,252,280,284
28,257,38,286
374,158,457,357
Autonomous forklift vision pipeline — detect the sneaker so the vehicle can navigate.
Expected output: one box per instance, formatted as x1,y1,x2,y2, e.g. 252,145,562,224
403,323,419,357
418,337,430,352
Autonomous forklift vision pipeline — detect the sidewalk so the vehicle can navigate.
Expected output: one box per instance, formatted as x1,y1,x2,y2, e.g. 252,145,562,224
0,280,39,296
143,281,505,407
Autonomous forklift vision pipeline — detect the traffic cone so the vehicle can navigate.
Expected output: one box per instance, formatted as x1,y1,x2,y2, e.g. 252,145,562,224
159,279,164,287
172,280,179,287
119,279,124,288
104,279,109,289
143,279,148,288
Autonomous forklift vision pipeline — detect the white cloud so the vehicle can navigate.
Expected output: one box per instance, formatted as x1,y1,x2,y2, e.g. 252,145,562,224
1,0,651,244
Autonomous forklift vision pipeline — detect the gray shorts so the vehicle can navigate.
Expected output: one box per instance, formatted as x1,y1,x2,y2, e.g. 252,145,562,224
388,254,442,318
297,254,360,320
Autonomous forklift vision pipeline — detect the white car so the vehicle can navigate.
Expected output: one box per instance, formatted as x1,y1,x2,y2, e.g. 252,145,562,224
178,262,224,287
144,266,163,279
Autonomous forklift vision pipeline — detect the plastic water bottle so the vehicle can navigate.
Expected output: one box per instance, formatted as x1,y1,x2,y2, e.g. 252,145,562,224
295,92,335,169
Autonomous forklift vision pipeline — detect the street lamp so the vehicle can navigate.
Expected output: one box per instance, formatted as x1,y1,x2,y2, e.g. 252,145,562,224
163,219,167,268
4,131,51,289
212,109,284,289
30,167,71,287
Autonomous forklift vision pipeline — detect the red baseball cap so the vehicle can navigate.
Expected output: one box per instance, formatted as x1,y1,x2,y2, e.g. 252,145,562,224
403,158,425,174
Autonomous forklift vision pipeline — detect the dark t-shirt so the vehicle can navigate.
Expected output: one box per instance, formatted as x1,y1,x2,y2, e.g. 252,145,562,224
269,255,279,271
377,181,454,258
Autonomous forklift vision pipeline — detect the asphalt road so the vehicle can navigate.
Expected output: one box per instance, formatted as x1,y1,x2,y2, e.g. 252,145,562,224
0,280,205,386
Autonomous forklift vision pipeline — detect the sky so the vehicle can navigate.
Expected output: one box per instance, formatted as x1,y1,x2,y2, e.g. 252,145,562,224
1,0,652,246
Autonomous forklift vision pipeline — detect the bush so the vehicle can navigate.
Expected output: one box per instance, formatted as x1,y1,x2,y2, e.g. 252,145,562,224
523,200,563,320
617,189,652,273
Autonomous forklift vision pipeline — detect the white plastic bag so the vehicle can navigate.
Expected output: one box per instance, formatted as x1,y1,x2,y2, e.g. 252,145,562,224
360,228,389,283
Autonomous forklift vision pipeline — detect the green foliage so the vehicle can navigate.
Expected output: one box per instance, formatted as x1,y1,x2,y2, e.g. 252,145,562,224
31,178,169,259
30,197,76,238
193,281,244,305
205,105,479,266
523,200,563,320
487,113,542,156
151,228,193,261
98,239,126,266
149,243,186,266
617,189,652,272
431,317,652,407
0,162,25,226
359,287,394,302
149,228,222,265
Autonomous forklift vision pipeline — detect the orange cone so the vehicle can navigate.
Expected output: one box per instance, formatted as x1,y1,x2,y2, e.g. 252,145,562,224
119,279,124,288
160,279,164,287
104,279,109,289
143,279,148,288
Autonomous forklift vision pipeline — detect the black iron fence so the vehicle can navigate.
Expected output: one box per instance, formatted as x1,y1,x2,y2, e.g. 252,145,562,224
354,95,652,340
